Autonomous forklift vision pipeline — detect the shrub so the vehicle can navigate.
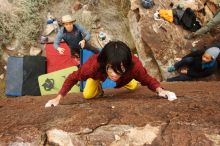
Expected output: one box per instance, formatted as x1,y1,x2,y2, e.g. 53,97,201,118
0,0,49,48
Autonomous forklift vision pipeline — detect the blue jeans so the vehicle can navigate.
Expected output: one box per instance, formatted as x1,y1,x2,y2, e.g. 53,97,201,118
174,57,194,70
167,75,191,82
167,57,193,82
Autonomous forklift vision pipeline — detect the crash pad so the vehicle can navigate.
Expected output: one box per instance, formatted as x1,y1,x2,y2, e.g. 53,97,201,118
38,66,80,96
45,42,79,73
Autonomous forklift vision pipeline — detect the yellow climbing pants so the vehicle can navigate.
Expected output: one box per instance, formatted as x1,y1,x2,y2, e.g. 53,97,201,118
83,78,138,99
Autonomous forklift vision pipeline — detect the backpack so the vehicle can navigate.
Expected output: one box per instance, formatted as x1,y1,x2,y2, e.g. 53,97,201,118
159,9,174,23
141,0,154,9
180,8,201,32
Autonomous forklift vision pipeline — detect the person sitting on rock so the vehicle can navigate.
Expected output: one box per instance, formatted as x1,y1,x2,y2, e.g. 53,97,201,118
45,41,176,107
54,14,100,57
185,9,220,40
167,47,220,81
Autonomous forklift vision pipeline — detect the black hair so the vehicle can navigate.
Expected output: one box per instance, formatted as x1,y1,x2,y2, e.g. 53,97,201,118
97,41,133,75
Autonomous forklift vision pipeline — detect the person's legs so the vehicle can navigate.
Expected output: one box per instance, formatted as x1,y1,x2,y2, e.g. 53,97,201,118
69,45,81,58
168,57,193,72
85,42,101,54
167,75,191,82
185,11,220,39
174,57,194,70
195,11,220,36
83,78,102,99
124,79,138,90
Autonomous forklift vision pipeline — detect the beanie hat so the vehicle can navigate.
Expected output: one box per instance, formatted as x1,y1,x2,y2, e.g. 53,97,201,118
205,47,220,60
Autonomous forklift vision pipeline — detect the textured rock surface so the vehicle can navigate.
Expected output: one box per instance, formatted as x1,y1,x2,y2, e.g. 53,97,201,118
128,0,192,80
0,82,220,145
1,1,220,145
128,0,220,80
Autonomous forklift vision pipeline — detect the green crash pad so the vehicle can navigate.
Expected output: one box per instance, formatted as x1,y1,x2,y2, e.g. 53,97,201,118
38,66,80,95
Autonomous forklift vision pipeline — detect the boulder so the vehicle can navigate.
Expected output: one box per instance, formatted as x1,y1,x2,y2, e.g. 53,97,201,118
71,1,83,12
2,52,9,63
29,47,42,56
0,83,220,145
207,0,219,14
0,74,4,80
128,0,220,80
5,39,20,51
46,129,75,146
128,0,192,80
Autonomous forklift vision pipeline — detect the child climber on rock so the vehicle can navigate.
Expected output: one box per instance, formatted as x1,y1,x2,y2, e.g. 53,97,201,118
46,41,176,107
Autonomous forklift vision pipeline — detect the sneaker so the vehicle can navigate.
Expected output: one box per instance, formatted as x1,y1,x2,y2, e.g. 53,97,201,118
93,90,104,98
167,66,176,72
97,90,104,97
191,48,198,52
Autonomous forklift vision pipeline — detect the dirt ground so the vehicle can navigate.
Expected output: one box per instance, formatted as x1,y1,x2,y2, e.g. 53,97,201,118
0,82,220,145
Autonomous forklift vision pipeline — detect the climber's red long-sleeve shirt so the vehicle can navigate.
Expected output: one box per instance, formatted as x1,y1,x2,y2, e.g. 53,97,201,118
59,54,161,96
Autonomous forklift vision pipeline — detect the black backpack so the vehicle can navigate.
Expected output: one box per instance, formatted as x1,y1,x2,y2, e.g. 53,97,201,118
180,8,201,32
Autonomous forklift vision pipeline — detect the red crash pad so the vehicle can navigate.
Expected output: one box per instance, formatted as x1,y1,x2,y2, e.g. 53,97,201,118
45,43,80,73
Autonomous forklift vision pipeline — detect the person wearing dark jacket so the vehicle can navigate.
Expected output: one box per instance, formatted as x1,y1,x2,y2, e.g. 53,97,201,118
54,14,99,57
167,47,220,81
185,9,220,40
45,41,177,107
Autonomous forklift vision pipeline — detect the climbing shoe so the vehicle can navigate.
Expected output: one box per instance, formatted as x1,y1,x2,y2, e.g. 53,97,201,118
167,66,176,72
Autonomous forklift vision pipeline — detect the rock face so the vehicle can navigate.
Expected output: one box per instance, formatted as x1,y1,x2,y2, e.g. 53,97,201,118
29,47,42,56
46,124,160,146
0,82,220,145
1,0,220,80
128,0,220,80
128,0,192,80
1,1,220,144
